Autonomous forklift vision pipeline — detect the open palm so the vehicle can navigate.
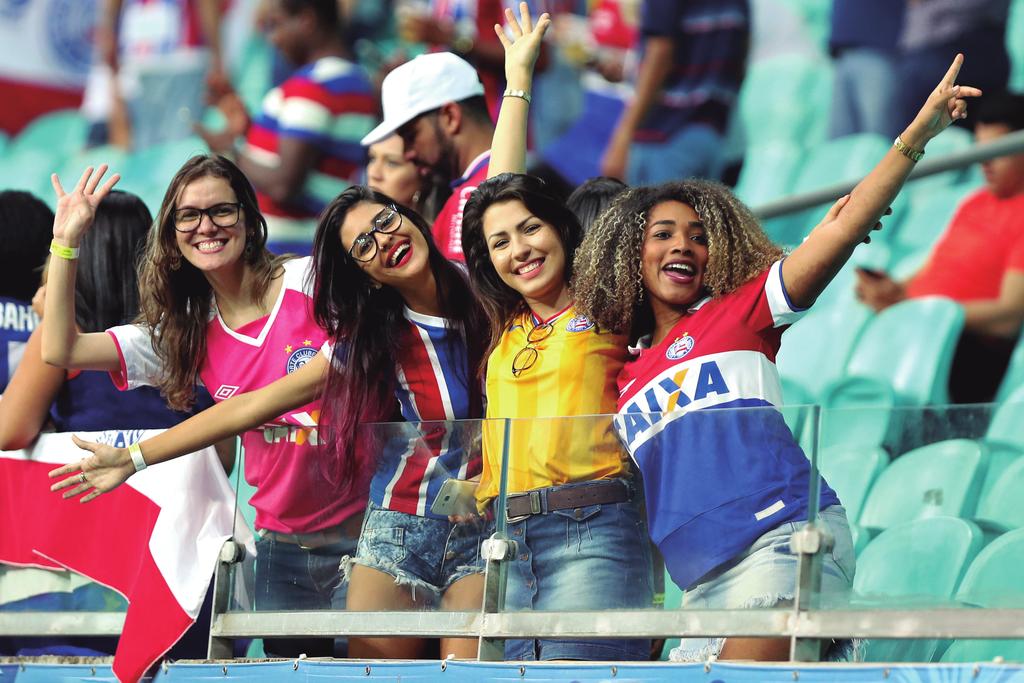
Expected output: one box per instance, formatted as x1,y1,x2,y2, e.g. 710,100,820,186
51,165,121,244
495,2,551,82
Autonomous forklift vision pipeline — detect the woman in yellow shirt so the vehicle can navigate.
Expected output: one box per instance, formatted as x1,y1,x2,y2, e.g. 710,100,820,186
457,4,652,662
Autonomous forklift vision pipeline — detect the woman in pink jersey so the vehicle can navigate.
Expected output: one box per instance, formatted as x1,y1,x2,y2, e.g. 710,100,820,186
39,156,379,658
49,183,493,659
572,58,980,661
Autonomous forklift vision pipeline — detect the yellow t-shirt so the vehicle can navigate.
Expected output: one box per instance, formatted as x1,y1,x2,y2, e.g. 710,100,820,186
477,304,629,505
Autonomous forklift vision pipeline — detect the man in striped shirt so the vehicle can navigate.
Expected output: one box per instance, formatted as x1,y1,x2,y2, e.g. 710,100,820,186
198,0,377,253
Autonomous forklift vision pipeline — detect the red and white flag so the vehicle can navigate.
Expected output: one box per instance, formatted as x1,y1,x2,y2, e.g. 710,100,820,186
0,430,252,683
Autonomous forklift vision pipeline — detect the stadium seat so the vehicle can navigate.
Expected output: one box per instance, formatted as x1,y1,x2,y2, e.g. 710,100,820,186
891,184,975,257
0,148,55,199
659,570,685,660
987,385,1024,449
975,456,1024,532
941,526,1024,663
818,445,889,524
119,136,209,212
849,522,869,556
854,516,983,662
903,127,977,202
777,299,872,401
858,439,987,532
233,35,274,113
995,344,1024,404
8,109,88,162
738,55,832,147
813,241,892,307
1009,0,1024,92
736,142,802,207
55,146,129,195
818,377,896,449
843,297,964,406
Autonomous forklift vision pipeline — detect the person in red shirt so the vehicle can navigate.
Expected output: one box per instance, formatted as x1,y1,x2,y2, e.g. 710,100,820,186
361,52,495,261
856,91,1024,402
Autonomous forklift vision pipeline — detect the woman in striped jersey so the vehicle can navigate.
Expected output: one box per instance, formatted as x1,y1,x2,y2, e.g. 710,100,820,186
458,5,653,662
51,185,492,660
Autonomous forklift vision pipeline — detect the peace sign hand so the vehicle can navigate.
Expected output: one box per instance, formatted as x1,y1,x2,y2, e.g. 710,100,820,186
50,165,121,247
495,2,551,89
912,54,983,143
48,435,134,503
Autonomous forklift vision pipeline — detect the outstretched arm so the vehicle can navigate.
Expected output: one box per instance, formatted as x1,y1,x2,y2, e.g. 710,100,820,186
41,166,124,371
486,2,550,179
782,54,981,308
49,352,329,502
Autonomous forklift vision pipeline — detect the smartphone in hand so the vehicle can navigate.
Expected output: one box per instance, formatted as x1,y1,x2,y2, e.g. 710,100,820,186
429,478,478,517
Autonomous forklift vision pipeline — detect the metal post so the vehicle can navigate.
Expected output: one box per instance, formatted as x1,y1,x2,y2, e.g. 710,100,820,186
478,418,513,661
207,539,244,660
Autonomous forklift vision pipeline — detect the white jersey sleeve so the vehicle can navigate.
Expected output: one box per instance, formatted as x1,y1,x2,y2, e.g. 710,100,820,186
106,323,164,391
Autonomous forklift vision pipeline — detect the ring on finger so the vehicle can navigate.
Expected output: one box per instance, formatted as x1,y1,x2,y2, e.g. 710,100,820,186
78,472,87,484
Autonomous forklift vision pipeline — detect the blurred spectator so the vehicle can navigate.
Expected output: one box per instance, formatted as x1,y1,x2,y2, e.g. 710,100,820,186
365,134,450,222
82,0,230,149
828,0,904,138
0,191,51,394
894,0,1011,130
566,175,627,234
534,0,638,188
361,52,493,261
198,0,377,254
601,0,750,184
855,92,1024,403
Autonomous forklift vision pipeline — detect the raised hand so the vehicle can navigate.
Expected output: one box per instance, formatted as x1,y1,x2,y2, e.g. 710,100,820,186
911,54,982,142
494,1,551,88
48,435,134,503
50,165,120,246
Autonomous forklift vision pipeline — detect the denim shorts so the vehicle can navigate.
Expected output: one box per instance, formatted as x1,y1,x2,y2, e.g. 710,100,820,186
670,505,857,662
343,501,493,605
502,479,654,661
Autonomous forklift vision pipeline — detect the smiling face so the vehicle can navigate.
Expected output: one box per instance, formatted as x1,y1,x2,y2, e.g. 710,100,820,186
481,199,569,314
366,135,421,206
173,175,247,274
641,200,710,313
338,201,431,291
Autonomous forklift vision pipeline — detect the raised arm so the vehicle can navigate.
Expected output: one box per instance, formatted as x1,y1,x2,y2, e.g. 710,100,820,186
49,352,330,502
41,166,124,371
782,54,982,308
487,2,550,179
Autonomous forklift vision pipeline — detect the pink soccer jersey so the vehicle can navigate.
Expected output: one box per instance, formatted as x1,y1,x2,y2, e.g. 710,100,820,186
107,257,365,534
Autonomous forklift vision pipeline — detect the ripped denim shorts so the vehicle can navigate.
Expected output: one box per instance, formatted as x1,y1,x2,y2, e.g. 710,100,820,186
343,501,494,605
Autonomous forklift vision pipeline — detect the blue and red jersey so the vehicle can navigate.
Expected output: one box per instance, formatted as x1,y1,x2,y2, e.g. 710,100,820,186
615,261,840,589
370,308,483,518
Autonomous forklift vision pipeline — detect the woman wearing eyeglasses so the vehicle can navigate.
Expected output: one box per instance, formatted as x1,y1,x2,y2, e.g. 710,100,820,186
47,179,492,659
39,156,384,659
456,6,653,662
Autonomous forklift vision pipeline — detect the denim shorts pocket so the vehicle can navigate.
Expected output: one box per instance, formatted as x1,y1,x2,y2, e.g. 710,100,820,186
358,525,406,564
551,503,602,523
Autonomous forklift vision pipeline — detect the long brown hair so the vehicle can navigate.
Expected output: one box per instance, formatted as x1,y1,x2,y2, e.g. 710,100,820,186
136,155,289,410
573,180,784,338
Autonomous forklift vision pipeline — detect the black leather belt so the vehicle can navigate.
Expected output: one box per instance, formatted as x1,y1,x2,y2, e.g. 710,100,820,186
505,479,631,522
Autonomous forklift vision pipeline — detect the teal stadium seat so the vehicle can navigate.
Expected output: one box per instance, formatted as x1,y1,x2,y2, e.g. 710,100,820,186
975,456,1024,532
854,516,983,662
8,109,87,164
904,127,977,203
659,570,685,660
818,298,964,447
940,527,1024,663
1009,0,1024,92
0,148,55,199
892,183,976,257
813,241,892,307
995,342,1024,404
736,142,802,207
777,299,872,401
233,35,274,114
858,440,987,532
120,136,209,213
818,445,889,524
738,55,832,148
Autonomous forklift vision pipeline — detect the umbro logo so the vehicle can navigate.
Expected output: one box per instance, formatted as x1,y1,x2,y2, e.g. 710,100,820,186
215,385,240,400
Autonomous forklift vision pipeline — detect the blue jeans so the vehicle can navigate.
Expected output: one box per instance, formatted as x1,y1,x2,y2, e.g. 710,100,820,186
829,48,899,139
344,501,492,605
502,480,654,661
628,123,723,185
254,531,356,657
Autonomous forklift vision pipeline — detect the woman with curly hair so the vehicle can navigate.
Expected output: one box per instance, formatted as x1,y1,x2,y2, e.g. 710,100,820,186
458,4,652,662
572,57,981,662
39,157,379,658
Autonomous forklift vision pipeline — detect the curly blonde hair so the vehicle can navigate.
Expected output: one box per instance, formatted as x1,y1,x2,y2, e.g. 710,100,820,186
572,180,783,337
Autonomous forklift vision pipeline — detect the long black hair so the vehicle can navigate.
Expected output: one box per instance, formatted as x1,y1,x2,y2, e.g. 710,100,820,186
75,190,151,332
0,190,53,302
310,185,487,479
460,172,583,372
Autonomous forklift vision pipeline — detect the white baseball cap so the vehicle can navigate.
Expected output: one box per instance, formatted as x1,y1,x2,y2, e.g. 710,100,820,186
361,52,485,147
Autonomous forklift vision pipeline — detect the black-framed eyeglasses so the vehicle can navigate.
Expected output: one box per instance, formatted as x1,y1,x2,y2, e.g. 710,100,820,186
173,203,242,233
511,322,553,377
348,204,402,262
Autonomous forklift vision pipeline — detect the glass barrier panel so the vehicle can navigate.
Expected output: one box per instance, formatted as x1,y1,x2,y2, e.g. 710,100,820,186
227,417,488,659
809,402,1024,663
491,406,818,663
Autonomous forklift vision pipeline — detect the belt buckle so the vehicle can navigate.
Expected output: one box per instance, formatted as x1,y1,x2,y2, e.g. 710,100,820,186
505,490,543,524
